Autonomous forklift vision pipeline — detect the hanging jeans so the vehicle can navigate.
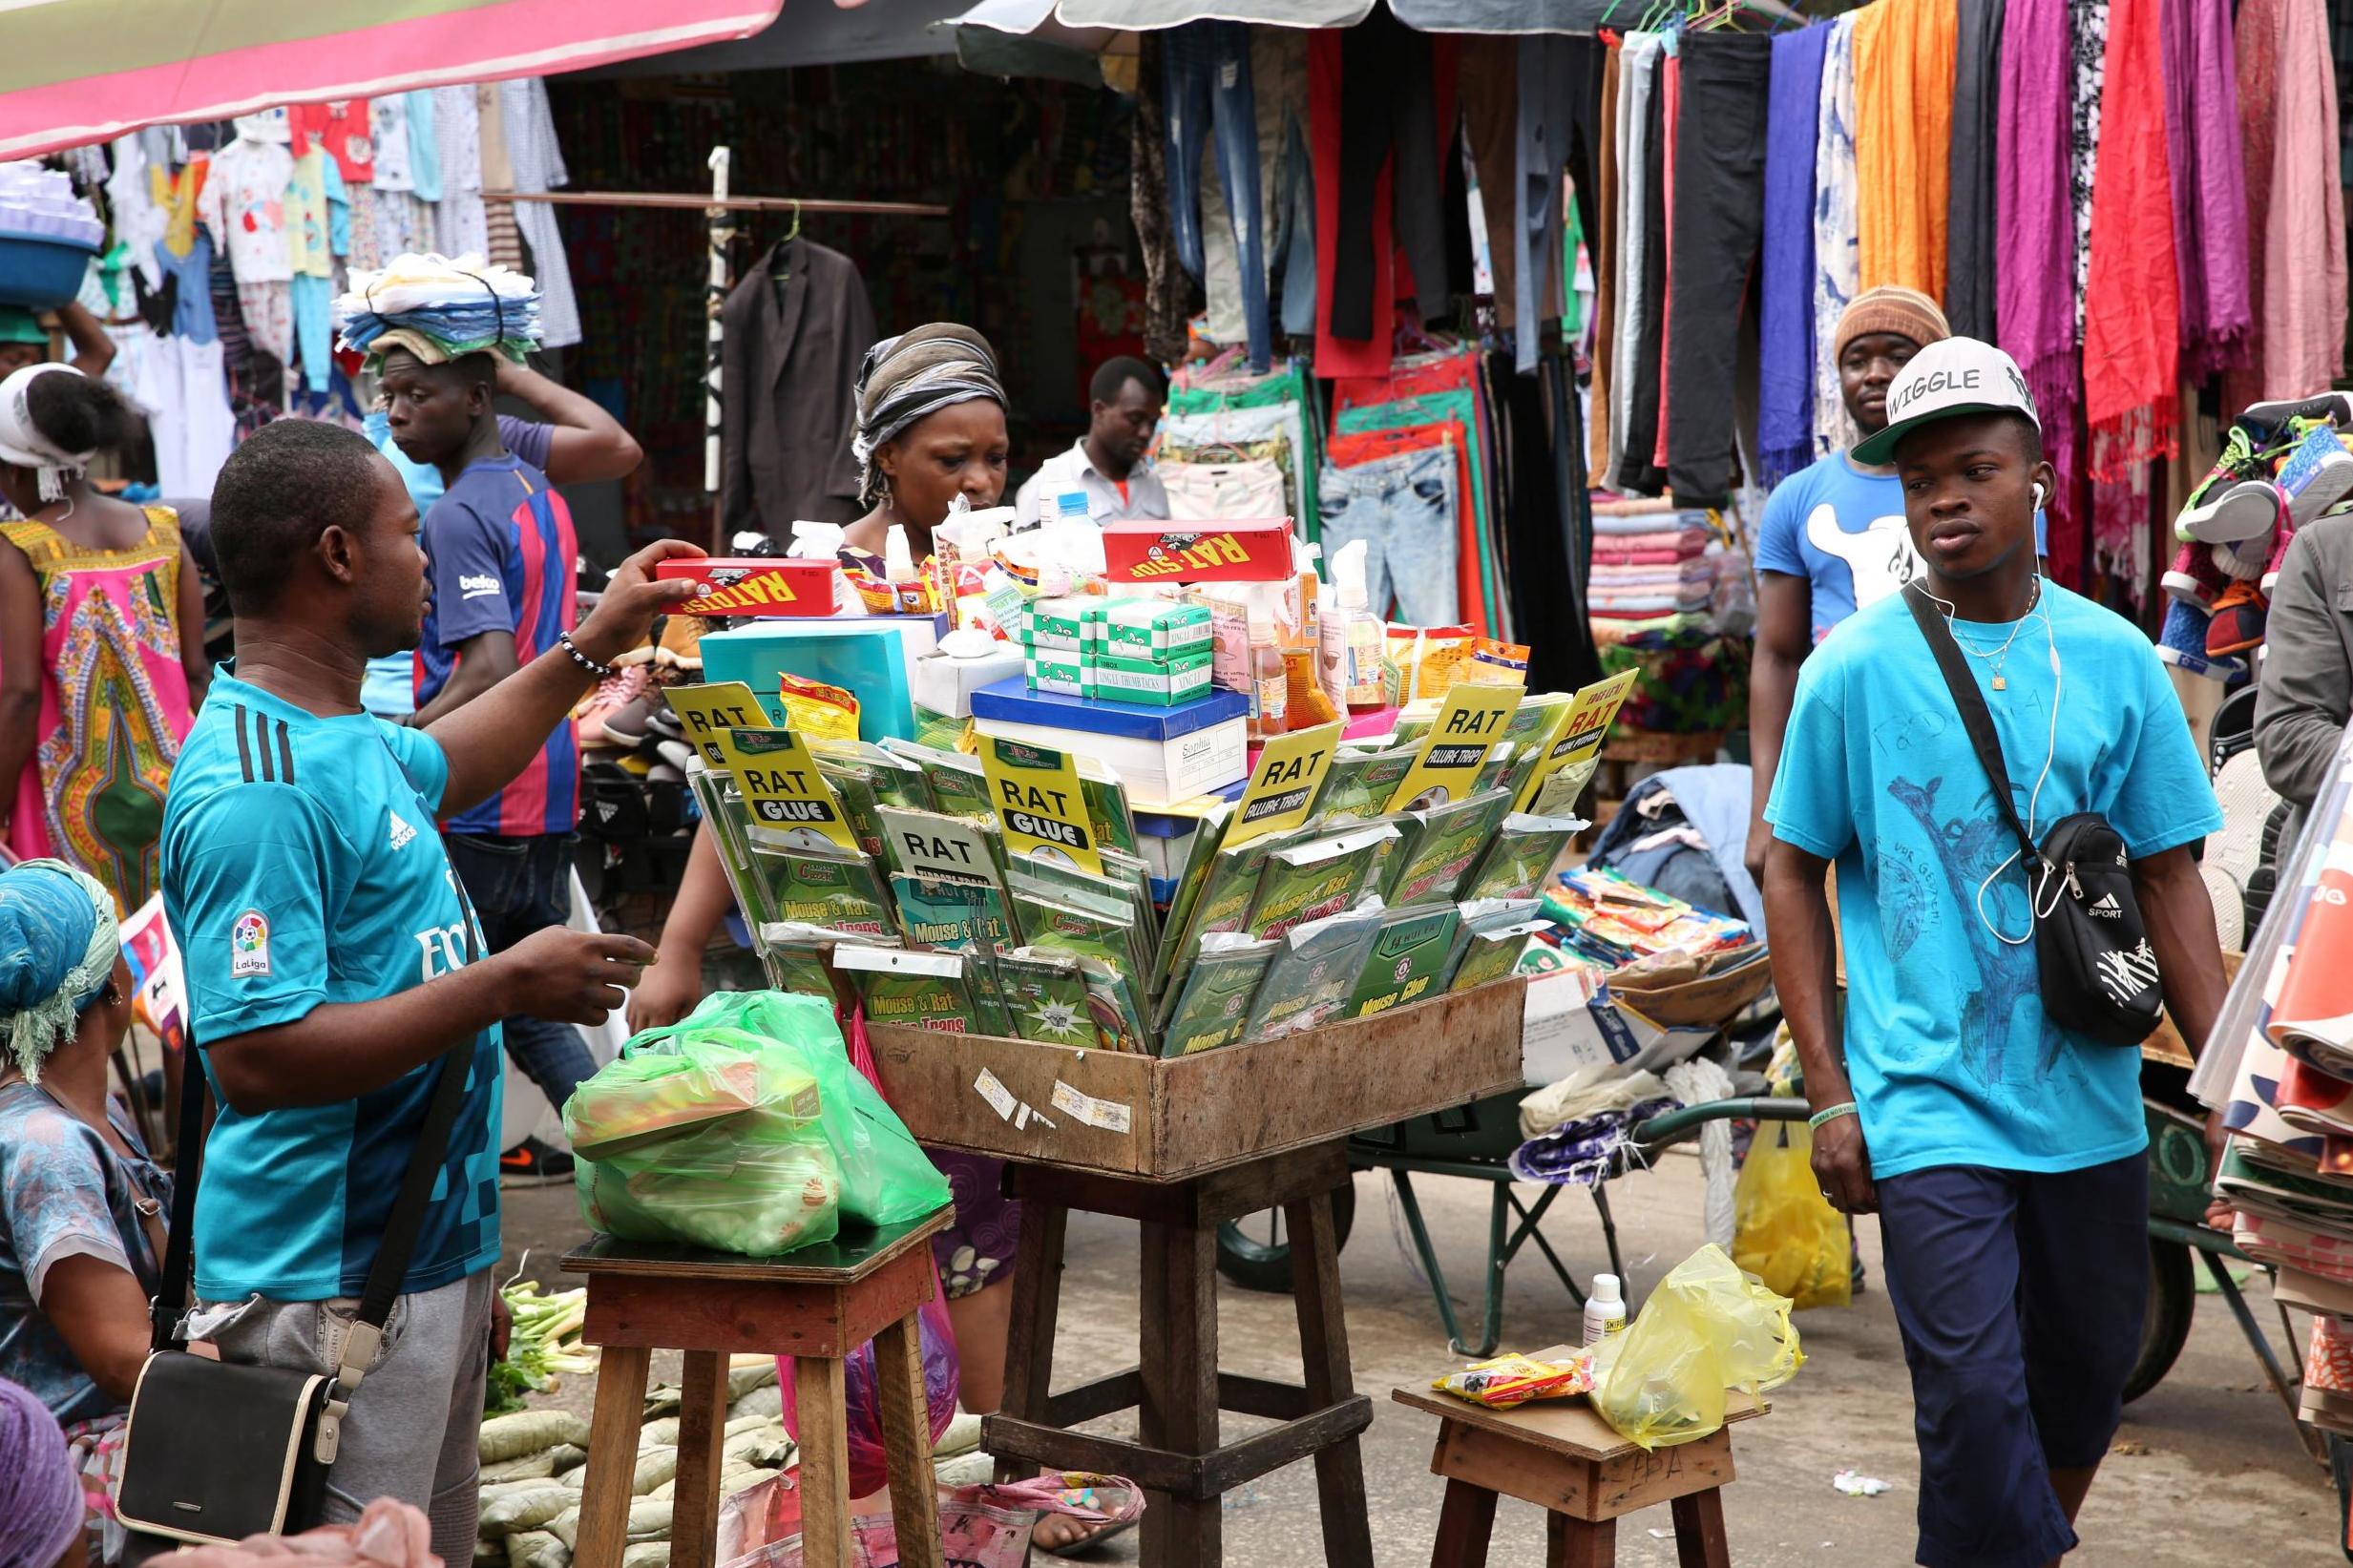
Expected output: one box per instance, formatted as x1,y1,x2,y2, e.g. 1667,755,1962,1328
1272,112,1319,337
1317,444,1460,627
1166,20,1271,369
1665,32,1774,506
1161,457,1289,521
1515,36,1605,373
1334,8,1449,339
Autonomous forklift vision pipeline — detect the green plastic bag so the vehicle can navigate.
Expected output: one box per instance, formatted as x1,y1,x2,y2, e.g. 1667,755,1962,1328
576,1117,843,1255
624,991,952,1226
1590,1244,1803,1450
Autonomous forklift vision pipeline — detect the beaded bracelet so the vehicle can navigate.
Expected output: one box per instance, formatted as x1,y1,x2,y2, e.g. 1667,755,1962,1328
557,630,615,680
1807,1101,1859,1130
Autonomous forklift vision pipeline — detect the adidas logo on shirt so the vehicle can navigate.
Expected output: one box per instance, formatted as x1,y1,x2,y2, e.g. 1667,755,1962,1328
2088,892,2123,918
389,811,418,850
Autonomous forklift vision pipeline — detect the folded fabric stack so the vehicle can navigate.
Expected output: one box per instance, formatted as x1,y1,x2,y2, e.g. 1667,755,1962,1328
2211,728,2353,1435
1589,505,1722,623
334,250,543,363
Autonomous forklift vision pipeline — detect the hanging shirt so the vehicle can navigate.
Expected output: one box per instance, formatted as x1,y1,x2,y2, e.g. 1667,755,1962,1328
414,452,579,838
284,150,347,279
197,138,295,283
369,97,413,192
405,90,443,205
161,669,503,1301
292,99,373,184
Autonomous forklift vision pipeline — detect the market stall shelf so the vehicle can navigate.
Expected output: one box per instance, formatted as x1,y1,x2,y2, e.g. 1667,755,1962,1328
1392,1360,1766,1568
560,1208,954,1568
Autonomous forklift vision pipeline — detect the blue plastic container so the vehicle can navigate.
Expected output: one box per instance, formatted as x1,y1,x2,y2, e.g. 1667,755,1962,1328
0,233,101,311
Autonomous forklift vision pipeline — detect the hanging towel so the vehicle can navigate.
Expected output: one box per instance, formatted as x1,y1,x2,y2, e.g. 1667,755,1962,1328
2082,0,2179,477
1854,0,1956,302
1810,17,1861,461
1944,0,2004,340
2260,0,2348,399
2163,0,2254,378
1758,23,1831,485
2067,0,2108,343
1996,0,2078,504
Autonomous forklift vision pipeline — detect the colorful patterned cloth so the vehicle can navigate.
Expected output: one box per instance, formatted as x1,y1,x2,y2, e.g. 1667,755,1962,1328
2,506,197,913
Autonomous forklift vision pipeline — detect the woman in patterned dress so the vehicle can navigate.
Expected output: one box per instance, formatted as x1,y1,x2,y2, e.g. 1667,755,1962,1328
0,366,208,912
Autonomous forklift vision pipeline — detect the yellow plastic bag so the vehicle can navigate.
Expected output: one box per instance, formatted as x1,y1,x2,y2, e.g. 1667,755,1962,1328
1733,1118,1852,1309
1591,1244,1803,1450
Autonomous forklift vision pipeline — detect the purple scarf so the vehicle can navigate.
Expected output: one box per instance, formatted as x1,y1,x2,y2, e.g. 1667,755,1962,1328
1997,0,2080,497
1757,23,1833,486
2163,0,2255,376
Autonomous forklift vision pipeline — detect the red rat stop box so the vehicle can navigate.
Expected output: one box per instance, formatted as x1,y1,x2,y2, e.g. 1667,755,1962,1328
1101,518,1294,584
655,557,837,617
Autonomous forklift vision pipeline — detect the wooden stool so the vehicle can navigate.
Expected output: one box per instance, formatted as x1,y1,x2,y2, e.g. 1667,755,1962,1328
561,1207,954,1568
1393,1349,1765,1568
984,1141,1374,1568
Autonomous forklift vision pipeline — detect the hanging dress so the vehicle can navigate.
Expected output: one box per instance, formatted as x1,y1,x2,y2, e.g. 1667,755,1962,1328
2,506,198,912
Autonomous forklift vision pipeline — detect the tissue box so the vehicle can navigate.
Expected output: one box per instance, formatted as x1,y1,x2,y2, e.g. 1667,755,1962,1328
1102,518,1294,584
910,643,1024,720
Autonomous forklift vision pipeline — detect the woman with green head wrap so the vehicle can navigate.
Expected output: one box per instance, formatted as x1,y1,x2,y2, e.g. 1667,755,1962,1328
0,857,170,1553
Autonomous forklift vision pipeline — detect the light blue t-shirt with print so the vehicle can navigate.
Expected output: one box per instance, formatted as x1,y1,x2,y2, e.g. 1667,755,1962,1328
1756,450,2049,644
161,667,503,1301
1764,584,2221,1179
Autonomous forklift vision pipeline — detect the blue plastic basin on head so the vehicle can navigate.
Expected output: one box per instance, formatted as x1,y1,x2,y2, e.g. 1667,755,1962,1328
0,232,101,311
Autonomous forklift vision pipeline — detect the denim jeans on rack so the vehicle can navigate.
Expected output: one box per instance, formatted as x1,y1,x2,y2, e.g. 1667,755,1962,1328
1317,444,1460,627
1166,20,1271,369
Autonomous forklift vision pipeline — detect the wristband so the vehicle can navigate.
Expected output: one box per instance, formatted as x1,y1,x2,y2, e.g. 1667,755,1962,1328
557,630,615,680
1807,1101,1859,1130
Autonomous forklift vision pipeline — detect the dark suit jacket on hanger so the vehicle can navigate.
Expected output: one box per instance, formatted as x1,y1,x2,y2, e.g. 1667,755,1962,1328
720,236,878,538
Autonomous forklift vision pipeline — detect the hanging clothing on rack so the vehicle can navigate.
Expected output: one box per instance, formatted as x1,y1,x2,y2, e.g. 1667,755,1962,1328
1811,15,1861,462
1619,42,1671,495
2068,0,2109,342
1998,0,2079,500
1944,0,2004,340
500,77,581,348
2255,0,2348,400
1649,48,1679,476
1514,36,1601,374
1758,24,1829,487
1854,0,1955,302
2162,0,2253,379
2083,0,2180,476
718,236,877,539
1607,33,1660,488
432,84,489,262
1587,35,1623,483
1166,20,1271,369
1311,30,1395,379
1332,9,1449,340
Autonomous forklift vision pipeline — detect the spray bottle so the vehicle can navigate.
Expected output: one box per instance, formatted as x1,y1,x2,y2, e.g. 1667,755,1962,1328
1318,540,1387,712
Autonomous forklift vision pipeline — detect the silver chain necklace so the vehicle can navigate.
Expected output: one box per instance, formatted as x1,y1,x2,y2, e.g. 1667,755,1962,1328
1920,577,2045,693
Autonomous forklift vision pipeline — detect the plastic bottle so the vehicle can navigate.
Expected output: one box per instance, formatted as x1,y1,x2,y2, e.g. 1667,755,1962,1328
1583,1273,1627,1346
1319,539,1388,712
1055,489,1092,526
884,524,926,615
1248,601,1288,742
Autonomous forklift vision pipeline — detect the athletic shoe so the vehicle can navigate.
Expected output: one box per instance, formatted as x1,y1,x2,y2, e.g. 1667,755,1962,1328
2157,596,2214,667
2278,421,2353,525
2212,533,2267,582
599,691,661,748
2178,423,2288,542
2243,390,2353,439
576,666,650,749
644,702,687,745
2163,537,2229,607
656,739,696,772
2264,524,2299,594
499,1136,575,1186
656,614,706,675
2206,580,2269,658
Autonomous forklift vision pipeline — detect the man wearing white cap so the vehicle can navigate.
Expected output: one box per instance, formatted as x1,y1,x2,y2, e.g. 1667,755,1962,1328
1758,337,2231,1568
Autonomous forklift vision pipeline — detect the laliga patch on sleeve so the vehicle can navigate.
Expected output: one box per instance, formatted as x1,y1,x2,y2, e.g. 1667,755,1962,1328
230,910,271,977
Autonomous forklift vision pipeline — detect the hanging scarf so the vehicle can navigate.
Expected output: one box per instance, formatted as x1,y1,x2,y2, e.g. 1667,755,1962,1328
2067,0,2108,342
850,324,1006,507
2163,0,2255,378
2082,0,2180,476
2224,0,2283,416
1758,23,1833,484
1944,0,2005,341
1854,0,1956,303
1810,15,1861,461
0,365,95,504
1996,0,2079,507
2260,0,2349,399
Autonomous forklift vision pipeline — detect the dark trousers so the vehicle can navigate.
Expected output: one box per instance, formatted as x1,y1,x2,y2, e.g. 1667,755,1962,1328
1334,7,1449,338
1619,48,1671,495
1665,31,1774,506
445,831,597,1112
1876,1155,2150,1568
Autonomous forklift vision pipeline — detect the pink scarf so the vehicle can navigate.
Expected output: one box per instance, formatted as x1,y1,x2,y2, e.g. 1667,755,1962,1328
1995,0,2080,501
2082,0,2180,476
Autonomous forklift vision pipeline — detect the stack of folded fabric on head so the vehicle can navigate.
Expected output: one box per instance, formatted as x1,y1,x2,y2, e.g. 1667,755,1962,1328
1586,497,1724,649
334,251,543,365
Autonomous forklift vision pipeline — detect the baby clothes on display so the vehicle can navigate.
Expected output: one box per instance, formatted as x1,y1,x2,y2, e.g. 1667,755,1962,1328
369,96,413,190
405,89,443,204
200,134,295,361
285,149,349,385
499,77,580,347
295,100,374,182
431,85,489,261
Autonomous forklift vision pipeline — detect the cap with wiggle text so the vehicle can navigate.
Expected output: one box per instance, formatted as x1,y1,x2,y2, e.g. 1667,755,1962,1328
1851,336,2041,466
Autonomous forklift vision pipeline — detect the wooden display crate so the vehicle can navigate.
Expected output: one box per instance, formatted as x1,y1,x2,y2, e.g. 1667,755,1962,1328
867,977,1527,1181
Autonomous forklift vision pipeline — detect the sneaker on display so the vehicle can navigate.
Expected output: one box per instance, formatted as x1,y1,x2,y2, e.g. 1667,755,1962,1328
2163,537,2229,607
2264,523,2300,594
499,1135,576,1187
655,739,696,772
575,667,651,749
2278,422,2353,525
2177,424,2289,543
2243,390,2353,438
599,692,661,749
2206,580,2270,659
2212,532,2268,583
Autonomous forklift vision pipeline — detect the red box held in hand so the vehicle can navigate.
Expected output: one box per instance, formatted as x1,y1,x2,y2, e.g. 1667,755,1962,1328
655,557,837,617
1101,517,1295,583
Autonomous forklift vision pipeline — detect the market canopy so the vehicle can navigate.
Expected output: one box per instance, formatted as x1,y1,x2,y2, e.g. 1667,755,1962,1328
949,0,1609,38
0,0,788,159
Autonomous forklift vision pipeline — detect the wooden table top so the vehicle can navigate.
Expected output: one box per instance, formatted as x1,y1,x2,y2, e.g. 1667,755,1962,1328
1391,1344,1768,1461
560,1204,952,1285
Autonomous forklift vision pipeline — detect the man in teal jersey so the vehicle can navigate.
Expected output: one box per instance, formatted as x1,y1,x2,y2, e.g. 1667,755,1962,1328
160,420,700,1559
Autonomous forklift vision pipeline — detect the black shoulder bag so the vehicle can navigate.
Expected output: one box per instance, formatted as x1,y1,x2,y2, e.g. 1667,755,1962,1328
116,993,478,1556
1902,582,2165,1046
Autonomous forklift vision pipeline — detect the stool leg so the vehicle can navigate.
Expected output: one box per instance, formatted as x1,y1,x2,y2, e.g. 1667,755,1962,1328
1546,1513,1616,1568
668,1351,731,1568
574,1343,651,1568
991,1202,1067,1487
1670,1488,1731,1568
793,1357,852,1568
1284,1184,1375,1567
874,1310,945,1568
1429,1479,1498,1568
1138,1212,1218,1566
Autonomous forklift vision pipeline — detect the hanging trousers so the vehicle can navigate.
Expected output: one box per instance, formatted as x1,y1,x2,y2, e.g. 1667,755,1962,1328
1619,47,1672,496
1166,20,1271,368
1334,8,1450,338
1665,31,1775,506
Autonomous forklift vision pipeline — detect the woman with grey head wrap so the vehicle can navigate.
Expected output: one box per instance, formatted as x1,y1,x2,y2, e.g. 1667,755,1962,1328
841,324,1010,560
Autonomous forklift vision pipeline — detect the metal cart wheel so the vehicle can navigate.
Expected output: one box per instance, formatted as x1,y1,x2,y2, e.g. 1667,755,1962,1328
1215,1181,1358,1293
2124,1237,2198,1405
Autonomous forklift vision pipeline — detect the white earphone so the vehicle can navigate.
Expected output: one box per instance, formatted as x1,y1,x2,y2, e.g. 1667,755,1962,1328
2031,482,2047,512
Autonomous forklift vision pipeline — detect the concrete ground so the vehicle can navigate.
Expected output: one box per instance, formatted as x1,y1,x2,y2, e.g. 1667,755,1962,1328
502,1145,2346,1566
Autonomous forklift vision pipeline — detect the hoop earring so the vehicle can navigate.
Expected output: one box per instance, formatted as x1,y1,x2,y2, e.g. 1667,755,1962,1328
874,470,893,505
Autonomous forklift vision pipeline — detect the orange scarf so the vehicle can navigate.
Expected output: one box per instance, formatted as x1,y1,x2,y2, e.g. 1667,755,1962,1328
1855,0,1958,301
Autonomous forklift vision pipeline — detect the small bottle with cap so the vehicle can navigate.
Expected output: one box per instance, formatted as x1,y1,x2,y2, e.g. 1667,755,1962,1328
1583,1273,1627,1346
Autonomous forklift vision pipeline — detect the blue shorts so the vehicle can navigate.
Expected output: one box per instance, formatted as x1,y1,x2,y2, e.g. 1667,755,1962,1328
1876,1155,2149,1568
